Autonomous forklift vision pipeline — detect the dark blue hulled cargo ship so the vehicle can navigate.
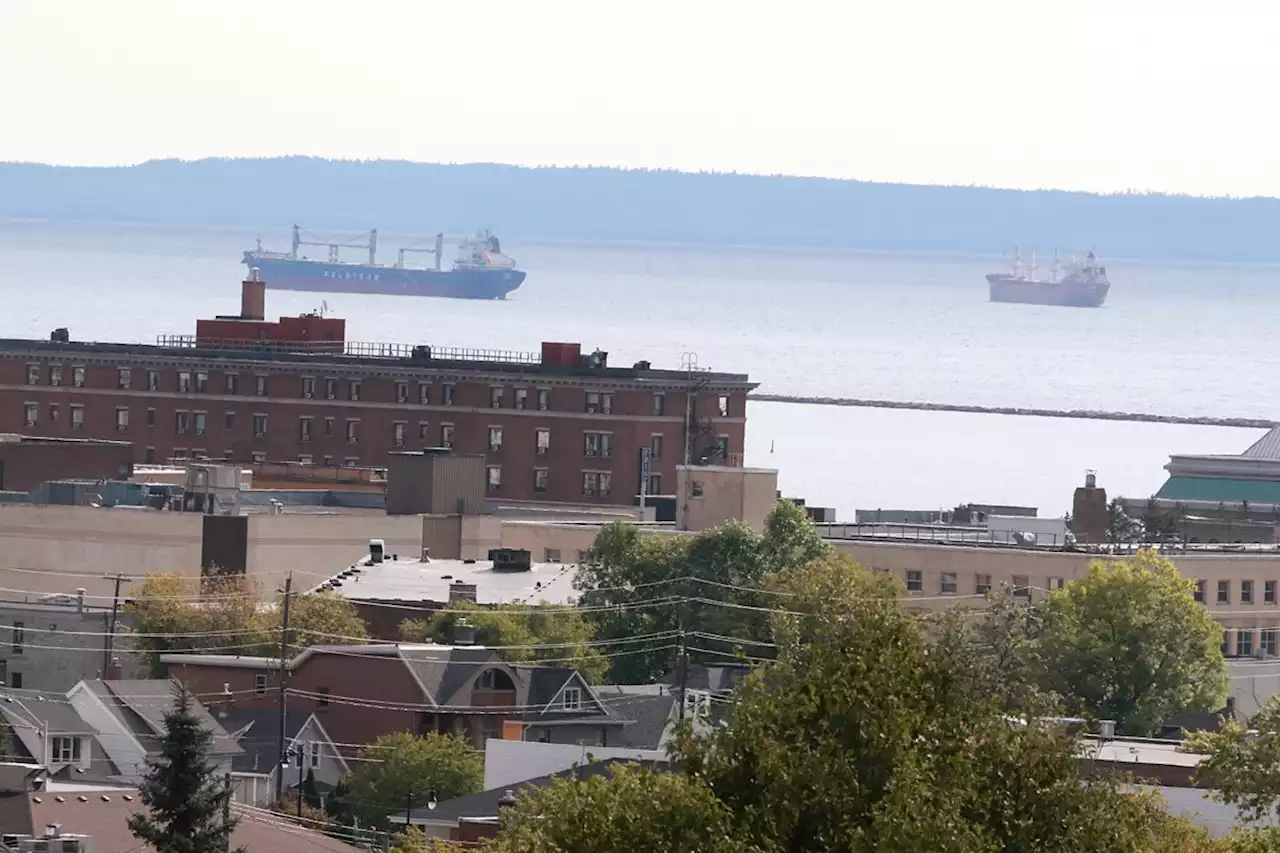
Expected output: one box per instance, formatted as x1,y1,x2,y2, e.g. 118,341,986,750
242,226,526,300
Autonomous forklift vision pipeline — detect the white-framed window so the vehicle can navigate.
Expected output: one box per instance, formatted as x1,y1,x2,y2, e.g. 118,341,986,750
69,404,84,431
115,407,129,432
940,572,957,594
535,428,550,455
52,736,80,764
487,465,502,492
346,419,359,444
562,687,582,711
254,674,267,695
23,402,36,428
488,426,503,452
534,468,549,493
393,421,407,447
396,382,409,403
905,570,922,592
514,388,528,410
545,549,562,563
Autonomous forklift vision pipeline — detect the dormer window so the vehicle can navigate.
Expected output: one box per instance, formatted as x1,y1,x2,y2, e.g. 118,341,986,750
52,736,81,763
474,669,514,691
562,687,582,711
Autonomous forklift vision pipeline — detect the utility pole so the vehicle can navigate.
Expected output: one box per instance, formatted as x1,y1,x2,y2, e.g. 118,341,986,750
274,573,293,803
101,573,132,675
405,791,413,828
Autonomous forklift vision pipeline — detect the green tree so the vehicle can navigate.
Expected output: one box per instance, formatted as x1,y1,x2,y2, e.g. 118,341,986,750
677,556,1192,853
302,768,322,810
344,732,482,830
400,601,606,682
1187,696,1280,823
129,575,368,674
492,762,751,853
388,826,467,853
1030,550,1228,735
128,684,244,853
1107,497,1141,544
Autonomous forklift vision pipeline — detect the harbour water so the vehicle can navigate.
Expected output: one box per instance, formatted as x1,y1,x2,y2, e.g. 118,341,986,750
0,219,1274,516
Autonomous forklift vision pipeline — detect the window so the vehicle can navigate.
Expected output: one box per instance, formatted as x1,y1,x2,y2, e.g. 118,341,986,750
1012,575,1030,601
49,403,58,421
534,468,549,493
346,419,359,444
1265,629,1278,657
1194,580,1206,603
1268,580,1277,604
147,408,156,428
653,393,665,416
582,471,609,497
441,423,454,448
443,383,456,405
514,388,528,410
70,405,84,431
536,428,550,455
253,414,267,439
178,371,191,393
976,574,992,595
302,377,316,399
324,417,334,436
1221,631,1230,655
393,382,408,403
488,426,503,452
325,378,337,400
583,431,613,458
256,375,268,397
650,434,663,459
418,421,430,441
537,388,549,410
602,393,613,414
577,550,593,564
193,412,206,436
172,448,188,460
147,370,160,391
225,411,236,430
145,447,155,463
251,451,267,463
254,674,267,695
195,372,208,393
23,403,36,427
418,383,431,405
486,386,503,408
487,465,502,492
115,408,129,432
545,549,562,563
348,379,361,401
12,622,23,654
299,417,313,442
225,373,238,395
1218,580,1230,604
940,572,957,594
316,687,330,707
717,395,729,417
297,454,313,465
1239,630,1256,657
175,411,190,435
562,687,582,711
71,366,85,387
1048,576,1065,591
49,365,62,386
117,367,131,390
308,741,320,768
26,365,38,385
715,435,730,460
393,422,406,447
1243,580,1255,604
8,673,20,689
51,737,80,764
905,570,922,592
585,392,601,413
647,473,662,495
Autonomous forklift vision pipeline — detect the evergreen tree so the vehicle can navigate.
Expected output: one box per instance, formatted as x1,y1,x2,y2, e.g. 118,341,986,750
303,768,323,810
128,684,244,853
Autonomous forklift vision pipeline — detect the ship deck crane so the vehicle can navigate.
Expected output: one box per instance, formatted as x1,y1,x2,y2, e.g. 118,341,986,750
396,234,445,271
292,226,378,265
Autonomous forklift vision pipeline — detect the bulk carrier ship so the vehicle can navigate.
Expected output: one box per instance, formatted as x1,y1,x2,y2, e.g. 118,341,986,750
986,248,1110,308
242,226,526,300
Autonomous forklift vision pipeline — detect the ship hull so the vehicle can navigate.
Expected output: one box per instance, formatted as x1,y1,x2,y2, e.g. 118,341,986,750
986,274,1109,308
243,253,525,300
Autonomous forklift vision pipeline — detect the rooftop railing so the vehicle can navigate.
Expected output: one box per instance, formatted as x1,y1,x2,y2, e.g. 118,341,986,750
156,335,542,365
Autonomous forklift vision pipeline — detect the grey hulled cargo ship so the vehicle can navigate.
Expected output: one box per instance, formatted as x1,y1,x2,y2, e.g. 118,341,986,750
986,248,1110,308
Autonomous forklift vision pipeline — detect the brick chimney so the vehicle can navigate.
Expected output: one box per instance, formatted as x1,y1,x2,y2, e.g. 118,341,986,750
1071,470,1108,545
105,657,123,681
241,269,266,321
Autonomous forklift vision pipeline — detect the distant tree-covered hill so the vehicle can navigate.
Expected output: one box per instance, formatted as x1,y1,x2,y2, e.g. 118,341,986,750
2,157,1279,262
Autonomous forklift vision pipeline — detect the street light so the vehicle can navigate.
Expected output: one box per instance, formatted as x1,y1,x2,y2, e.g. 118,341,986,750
283,744,306,817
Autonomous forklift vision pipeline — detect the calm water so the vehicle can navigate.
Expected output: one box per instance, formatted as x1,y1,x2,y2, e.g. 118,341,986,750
0,220,1271,516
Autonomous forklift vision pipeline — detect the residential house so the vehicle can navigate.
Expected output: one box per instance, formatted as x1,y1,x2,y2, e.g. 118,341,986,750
0,690,119,782
0,596,142,693
65,678,240,785
162,643,624,751
213,706,350,806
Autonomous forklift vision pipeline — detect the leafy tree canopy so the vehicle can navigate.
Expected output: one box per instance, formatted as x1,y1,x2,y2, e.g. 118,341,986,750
343,732,482,830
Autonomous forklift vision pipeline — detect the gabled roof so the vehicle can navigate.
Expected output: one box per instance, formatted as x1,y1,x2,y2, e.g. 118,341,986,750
0,690,120,777
1243,427,1280,459
81,680,241,757
591,686,679,750
399,645,499,706
404,758,671,826
218,708,309,775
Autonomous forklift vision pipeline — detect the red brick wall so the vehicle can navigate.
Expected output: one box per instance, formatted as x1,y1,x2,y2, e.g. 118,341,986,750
0,439,133,491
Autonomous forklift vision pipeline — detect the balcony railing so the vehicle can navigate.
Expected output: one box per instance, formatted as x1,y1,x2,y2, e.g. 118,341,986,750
157,335,541,365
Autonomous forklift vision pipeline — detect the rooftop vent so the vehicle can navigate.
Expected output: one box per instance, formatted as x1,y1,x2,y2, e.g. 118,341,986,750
488,548,532,573
453,617,476,646
1084,469,1097,489
49,328,69,344
369,538,385,565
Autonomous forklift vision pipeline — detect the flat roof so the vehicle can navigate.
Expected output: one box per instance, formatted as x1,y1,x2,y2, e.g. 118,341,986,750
309,555,583,606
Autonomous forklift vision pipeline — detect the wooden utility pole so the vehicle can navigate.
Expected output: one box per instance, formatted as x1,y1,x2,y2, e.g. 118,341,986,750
274,573,293,803
101,573,132,675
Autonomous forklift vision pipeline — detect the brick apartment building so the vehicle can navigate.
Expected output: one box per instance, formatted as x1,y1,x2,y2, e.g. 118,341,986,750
0,277,756,506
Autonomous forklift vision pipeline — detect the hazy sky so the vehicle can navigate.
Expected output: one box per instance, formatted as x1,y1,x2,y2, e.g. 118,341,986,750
2,0,1276,197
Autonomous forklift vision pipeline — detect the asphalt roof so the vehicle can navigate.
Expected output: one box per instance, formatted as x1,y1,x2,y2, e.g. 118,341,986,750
84,680,242,757
218,707,310,775
399,645,498,705
591,686,678,749
1243,427,1280,459
310,556,583,606
1154,476,1280,503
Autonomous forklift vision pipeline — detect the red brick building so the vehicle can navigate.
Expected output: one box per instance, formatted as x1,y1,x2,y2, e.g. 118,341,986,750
0,279,756,506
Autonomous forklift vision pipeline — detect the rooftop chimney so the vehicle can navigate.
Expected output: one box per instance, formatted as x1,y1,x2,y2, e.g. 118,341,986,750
453,617,476,647
75,588,85,614
105,657,123,682
241,268,266,321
